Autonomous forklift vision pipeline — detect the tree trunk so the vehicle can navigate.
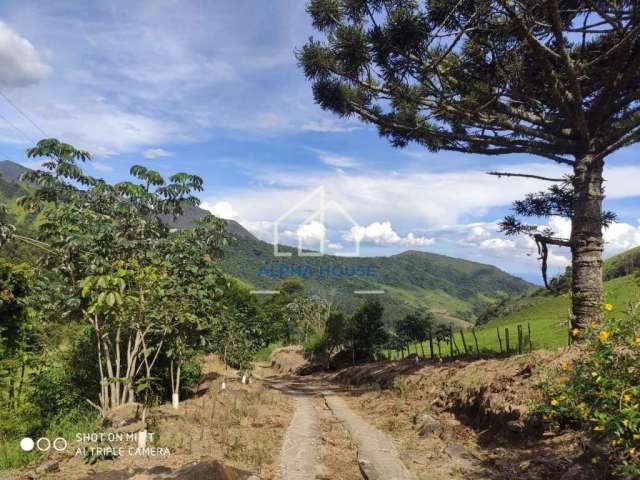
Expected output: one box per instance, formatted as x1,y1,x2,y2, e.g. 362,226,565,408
570,155,605,329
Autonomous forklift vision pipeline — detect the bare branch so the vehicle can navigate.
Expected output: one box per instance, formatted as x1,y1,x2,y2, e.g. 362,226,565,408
487,171,566,182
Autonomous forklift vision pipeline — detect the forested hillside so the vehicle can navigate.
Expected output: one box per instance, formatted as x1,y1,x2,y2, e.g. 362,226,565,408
0,160,534,327
216,230,533,326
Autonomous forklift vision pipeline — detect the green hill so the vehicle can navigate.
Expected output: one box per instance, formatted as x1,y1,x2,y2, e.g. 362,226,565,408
604,246,640,280
473,248,640,349
0,160,534,327
216,231,533,327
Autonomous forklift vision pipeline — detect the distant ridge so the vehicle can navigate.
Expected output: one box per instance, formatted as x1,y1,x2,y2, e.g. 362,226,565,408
0,160,534,325
0,160,30,182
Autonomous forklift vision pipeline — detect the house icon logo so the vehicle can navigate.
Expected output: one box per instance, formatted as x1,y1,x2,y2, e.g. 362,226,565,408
273,186,361,257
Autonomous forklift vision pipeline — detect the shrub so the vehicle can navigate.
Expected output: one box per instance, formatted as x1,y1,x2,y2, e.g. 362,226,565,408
303,329,329,357
534,303,640,476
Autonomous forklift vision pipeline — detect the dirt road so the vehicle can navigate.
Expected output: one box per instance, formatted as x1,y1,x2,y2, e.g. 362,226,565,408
268,376,414,480
275,395,322,480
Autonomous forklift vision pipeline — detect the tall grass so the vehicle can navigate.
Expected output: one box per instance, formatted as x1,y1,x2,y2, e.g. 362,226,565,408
0,408,98,470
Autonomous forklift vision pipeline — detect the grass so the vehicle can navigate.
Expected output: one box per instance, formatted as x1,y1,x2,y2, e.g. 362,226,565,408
0,409,98,470
253,341,282,363
386,273,640,360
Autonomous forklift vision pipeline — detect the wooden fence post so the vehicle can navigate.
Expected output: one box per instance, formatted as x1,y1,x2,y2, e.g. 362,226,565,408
460,330,469,355
528,322,533,352
505,327,510,356
429,328,434,359
517,325,523,354
496,327,503,354
472,328,480,358
449,324,454,358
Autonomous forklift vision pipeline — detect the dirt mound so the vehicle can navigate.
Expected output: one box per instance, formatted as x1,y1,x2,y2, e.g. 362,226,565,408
331,348,594,480
78,460,260,479
270,345,307,374
328,349,582,430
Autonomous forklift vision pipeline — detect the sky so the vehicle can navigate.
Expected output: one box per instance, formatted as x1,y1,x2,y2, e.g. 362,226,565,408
0,0,639,284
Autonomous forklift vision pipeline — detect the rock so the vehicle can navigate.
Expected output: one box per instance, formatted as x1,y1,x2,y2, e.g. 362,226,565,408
559,463,599,480
168,460,259,479
506,419,525,433
147,466,173,475
416,413,443,437
79,460,260,480
36,460,59,474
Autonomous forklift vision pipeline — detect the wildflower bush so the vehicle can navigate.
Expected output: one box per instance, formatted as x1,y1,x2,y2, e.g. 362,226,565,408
535,301,640,476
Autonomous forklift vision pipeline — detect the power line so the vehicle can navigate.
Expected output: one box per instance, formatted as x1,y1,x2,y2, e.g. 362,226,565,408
0,109,36,145
0,89,48,138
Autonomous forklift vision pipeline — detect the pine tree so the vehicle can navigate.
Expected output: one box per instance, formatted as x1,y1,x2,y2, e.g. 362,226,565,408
299,0,640,329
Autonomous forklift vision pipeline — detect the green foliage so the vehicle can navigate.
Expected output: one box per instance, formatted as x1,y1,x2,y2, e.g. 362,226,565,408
396,310,434,345
346,300,388,361
604,246,640,281
324,311,346,353
304,329,330,357
534,306,640,476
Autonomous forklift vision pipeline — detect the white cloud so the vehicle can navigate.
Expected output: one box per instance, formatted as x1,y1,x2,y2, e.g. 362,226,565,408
0,22,50,87
254,112,289,130
403,232,436,246
344,221,435,247
296,220,326,244
281,220,326,246
15,98,184,157
143,148,173,159
302,118,356,133
202,201,238,220
316,151,360,168
91,161,113,172
213,163,640,236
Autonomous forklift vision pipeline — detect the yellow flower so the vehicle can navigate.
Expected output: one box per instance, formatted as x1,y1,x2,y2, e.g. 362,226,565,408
598,331,610,341
604,303,614,311
591,457,598,465
623,419,629,428
633,434,640,441
572,328,580,337
551,399,559,406
624,394,632,402
636,337,640,345
630,447,636,456
594,425,604,432
562,361,570,371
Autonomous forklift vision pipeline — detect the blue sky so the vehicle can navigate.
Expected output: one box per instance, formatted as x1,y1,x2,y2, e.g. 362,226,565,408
0,0,639,283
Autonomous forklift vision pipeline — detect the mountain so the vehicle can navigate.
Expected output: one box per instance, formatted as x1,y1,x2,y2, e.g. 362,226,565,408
0,160,534,326
0,160,30,182
214,227,533,327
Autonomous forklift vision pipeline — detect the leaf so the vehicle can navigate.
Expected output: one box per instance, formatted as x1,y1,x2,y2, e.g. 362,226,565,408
105,292,115,307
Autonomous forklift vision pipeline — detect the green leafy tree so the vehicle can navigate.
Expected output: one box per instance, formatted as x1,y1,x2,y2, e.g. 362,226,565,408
346,299,388,362
14,139,209,416
283,295,331,344
396,310,434,356
324,310,346,357
0,260,43,410
265,277,306,344
299,1,640,329
157,217,228,408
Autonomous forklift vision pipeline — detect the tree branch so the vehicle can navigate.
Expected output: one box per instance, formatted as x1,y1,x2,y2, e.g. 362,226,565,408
487,171,566,182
